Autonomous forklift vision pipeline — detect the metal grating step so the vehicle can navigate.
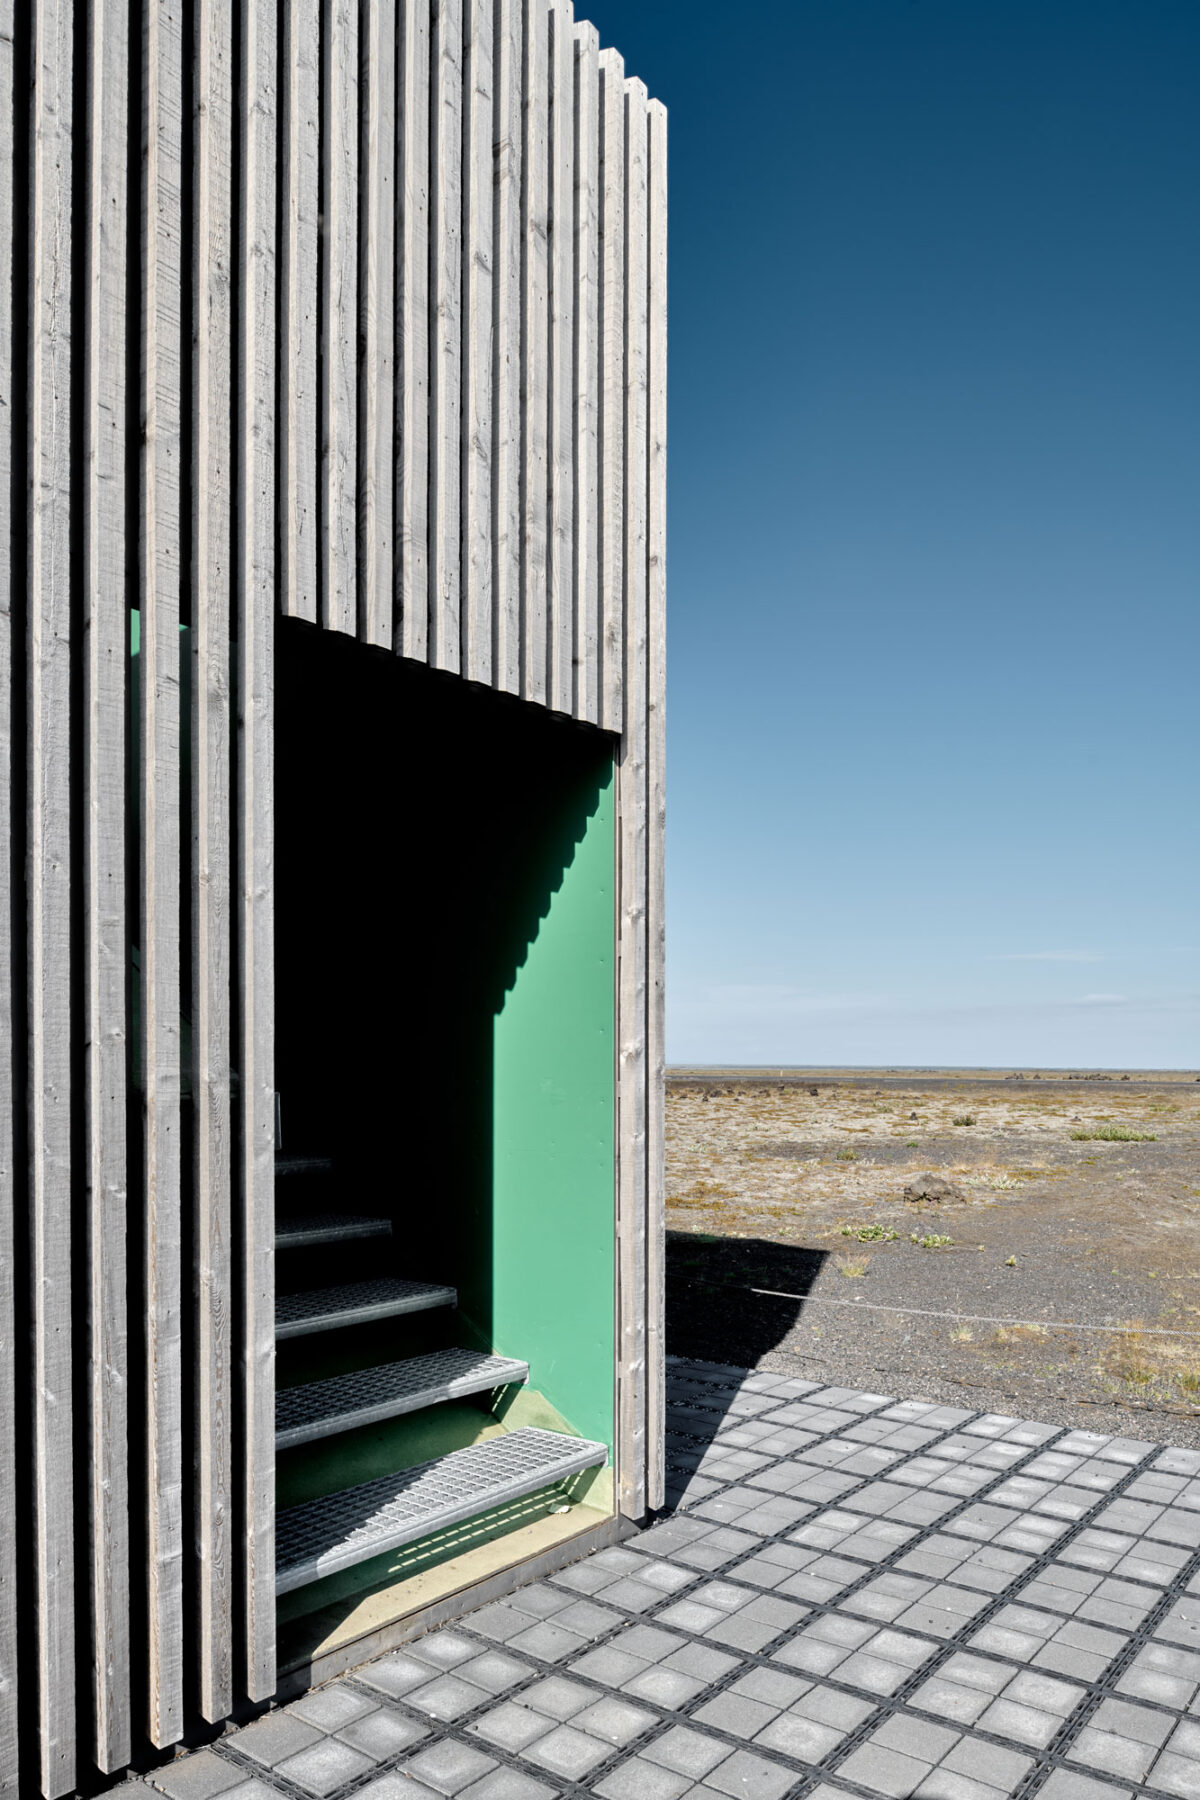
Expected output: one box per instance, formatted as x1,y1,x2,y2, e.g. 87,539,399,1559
276,1277,456,1340
275,1427,608,1592
275,1213,393,1250
275,1156,334,1177
276,1347,529,1448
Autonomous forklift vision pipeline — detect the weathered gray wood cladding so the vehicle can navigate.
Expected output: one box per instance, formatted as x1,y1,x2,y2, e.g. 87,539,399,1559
0,0,664,1790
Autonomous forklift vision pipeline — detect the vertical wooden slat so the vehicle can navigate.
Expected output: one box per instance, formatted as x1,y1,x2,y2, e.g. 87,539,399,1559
84,0,131,1768
429,0,462,672
28,0,77,1786
519,0,548,704
596,47,624,735
547,0,574,715
142,0,185,1749
238,0,277,1705
360,0,395,649
460,0,492,683
615,75,648,1523
492,0,522,695
645,95,667,1515
320,0,358,636
572,22,599,725
396,0,430,662
280,0,319,621
193,0,234,1725
0,0,18,1789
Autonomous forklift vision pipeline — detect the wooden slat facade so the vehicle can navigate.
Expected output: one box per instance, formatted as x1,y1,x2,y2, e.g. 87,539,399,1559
29,1,79,1788
84,0,132,1765
615,77,650,1522
0,1,664,1787
141,0,186,1747
646,97,669,1513
193,0,235,1727
238,0,279,1705
0,3,17,1791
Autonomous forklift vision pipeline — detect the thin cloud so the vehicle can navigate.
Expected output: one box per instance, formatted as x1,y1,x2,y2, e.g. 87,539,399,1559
996,951,1105,963
707,985,890,1015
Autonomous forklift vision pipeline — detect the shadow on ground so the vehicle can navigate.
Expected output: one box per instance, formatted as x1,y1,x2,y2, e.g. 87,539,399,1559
666,1229,827,1368
662,1232,827,1508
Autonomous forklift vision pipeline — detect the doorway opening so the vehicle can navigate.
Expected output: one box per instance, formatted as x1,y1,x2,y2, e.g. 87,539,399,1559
272,619,618,1671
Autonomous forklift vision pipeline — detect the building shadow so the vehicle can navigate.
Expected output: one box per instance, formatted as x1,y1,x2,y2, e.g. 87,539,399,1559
663,1231,828,1506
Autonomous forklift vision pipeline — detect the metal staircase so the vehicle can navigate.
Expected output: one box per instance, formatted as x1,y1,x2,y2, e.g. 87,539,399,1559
273,1153,606,1597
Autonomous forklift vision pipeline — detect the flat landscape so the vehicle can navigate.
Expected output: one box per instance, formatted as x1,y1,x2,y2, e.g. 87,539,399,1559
666,1068,1200,1445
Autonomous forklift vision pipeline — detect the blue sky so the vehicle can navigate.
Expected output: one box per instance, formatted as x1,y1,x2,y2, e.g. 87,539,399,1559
583,0,1200,1068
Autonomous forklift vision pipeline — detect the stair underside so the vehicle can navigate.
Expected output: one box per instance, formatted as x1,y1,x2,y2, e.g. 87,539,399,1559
276,1277,456,1339
276,1427,608,1593
276,1348,529,1449
275,1213,393,1250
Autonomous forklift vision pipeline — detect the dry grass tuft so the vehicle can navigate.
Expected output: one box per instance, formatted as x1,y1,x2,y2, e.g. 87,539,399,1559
1070,1125,1156,1142
836,1256,871,1279
993,1323,1050,1345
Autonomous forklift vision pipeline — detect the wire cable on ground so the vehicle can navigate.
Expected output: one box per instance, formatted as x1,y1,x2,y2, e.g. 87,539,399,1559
689,1278,1200,1337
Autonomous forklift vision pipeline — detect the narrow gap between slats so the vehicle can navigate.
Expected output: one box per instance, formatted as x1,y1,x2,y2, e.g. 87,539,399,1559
0,0,22,1785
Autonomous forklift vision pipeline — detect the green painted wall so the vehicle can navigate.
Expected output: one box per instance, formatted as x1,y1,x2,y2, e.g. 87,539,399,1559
488,766,615,1455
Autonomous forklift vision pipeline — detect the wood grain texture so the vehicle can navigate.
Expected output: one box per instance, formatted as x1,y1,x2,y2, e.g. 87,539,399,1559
84,0,131,1767
142,0,186,1747
571,23,599,725
238,0,278,1704
29,0,78,1785
429,0,463,672
519,0,548,704
359,0,395,649
193,0,234,1724
596,47,624,734
0,1,18,1788
615,76,649,1523
396,0,431,662
460,0,493,684
280,0,319,621
547,0,575,715
320,0,358,636
645,96,667,1515
2,11,668,1776
492,0,523,694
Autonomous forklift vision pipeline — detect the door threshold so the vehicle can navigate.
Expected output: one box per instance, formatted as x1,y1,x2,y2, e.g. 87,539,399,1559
275,1500,631,1696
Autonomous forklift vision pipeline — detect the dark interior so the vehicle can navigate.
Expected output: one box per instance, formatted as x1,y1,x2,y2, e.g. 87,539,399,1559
272,617,613,1381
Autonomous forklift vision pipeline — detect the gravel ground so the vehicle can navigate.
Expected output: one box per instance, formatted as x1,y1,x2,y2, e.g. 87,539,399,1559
666,1070,1200,1449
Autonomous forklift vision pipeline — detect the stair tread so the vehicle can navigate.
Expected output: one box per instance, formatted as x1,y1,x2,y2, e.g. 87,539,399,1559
275,1156,334,1177
276,1347,529,1448
276,1277,456,1339
276,1427,608,1593
276,1213,393,1249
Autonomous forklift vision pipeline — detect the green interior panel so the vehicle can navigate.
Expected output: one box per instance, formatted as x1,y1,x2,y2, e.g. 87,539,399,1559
478,768,614,1452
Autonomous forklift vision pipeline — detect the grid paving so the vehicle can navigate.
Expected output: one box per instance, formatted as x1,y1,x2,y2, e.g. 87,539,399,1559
126,1357,1200,1800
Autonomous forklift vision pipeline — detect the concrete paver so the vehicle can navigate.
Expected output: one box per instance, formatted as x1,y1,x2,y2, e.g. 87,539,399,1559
136,1359,1200,1800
